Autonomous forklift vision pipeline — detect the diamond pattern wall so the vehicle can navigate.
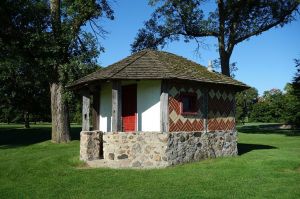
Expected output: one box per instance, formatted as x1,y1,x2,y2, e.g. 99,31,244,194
167,81,236,132
207,88,235,131
168,83,204,132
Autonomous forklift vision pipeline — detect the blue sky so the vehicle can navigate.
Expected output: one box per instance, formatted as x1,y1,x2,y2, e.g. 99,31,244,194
88,0,300,95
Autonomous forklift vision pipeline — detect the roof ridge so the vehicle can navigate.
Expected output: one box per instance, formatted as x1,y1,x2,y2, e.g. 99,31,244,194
108,50,149,78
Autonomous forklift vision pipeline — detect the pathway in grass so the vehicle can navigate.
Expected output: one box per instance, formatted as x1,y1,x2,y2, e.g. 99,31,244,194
0,124,299,199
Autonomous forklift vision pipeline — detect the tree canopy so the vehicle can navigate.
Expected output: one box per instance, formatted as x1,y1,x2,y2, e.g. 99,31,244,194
246,85,300,126
292,58,300,98
0,0,114,139
0,0,51,127
47,0,114,143
132,0,299,76
235,87,258,123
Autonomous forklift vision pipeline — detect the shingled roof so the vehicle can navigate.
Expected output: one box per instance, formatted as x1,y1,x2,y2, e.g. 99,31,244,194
68,49,249,89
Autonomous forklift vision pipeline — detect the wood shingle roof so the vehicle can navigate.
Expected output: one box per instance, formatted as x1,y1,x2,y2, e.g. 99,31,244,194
68,50,249,89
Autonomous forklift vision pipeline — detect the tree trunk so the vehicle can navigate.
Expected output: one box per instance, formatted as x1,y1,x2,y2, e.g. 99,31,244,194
220,52,230,77
50,0,70,143
217,33,231,77
217,0,231,77
50,82,70,143
24,111,30,128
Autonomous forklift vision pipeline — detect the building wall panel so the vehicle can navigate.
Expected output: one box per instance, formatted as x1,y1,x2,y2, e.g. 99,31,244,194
168,82,205,132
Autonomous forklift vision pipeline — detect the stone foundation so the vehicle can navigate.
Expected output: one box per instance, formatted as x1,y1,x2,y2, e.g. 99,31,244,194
167,131,238,165
80,131,103,161
103,132,169,168
80,131,237,168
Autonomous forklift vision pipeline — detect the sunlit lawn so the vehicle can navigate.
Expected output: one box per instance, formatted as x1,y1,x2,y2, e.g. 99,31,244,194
0,123,299,199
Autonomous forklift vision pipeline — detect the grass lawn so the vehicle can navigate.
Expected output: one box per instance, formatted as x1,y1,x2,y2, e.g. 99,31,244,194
0,123,299,199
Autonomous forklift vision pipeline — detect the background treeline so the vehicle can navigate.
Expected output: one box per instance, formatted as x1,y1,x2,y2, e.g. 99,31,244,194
236,83,300,126
242,58,300,126
236,57,300,126
0,96,82,125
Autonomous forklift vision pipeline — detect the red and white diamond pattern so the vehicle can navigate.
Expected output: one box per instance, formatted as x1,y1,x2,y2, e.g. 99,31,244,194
168,84,204,132
168,83,236,132
208,88,235,131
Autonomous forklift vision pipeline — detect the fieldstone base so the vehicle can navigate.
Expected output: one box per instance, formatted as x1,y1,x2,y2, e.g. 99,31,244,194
80,131,237,168
80,131,103,161
167,131,238,165
103,132,169,168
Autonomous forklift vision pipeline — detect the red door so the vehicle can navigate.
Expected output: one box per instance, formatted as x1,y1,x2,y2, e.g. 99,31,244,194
122,84,137,132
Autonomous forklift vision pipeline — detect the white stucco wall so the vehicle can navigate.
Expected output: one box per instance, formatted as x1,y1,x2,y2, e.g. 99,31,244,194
99,80,161,132
99,83,112,132
137,80,161,131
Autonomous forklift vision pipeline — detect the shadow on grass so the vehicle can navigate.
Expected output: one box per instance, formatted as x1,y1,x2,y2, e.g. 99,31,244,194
0,125,81,149
238,143,277,155
237,124,300,136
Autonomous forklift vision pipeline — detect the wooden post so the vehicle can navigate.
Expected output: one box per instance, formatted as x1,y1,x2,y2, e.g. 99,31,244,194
92,88,100,130
112,81,121,132
203,88,209,133
160,80,169,132
232,91,236,131
82,92,90,131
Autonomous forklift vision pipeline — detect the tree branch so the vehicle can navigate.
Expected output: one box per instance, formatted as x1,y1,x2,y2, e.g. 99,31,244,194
234,4,299,45
69,1,97,39
227,0,242,54
172,2,218,38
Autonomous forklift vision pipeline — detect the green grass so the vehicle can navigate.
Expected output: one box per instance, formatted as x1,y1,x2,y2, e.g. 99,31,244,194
0,123,300,199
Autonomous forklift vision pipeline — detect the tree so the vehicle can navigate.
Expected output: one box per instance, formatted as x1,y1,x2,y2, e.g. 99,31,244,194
249,88,285,123
0,0,51,128
290,59,300,126
292,58,300,98
235,87,258,123
248,86,300,125
48,0,114,143
0,0,112,140
283,84,300,126
132,0,299,76
0,57,51,128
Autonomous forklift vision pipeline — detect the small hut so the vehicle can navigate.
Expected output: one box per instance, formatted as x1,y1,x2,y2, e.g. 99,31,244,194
68,50,249,168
